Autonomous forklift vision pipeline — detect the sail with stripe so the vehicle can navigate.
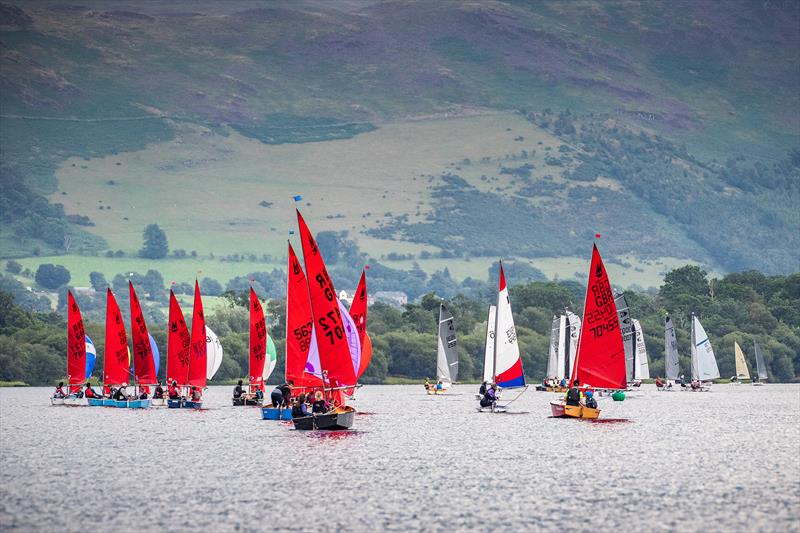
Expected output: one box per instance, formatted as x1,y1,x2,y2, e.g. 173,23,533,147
436,303,458,383
493,262,525,388
632,318,650,380
734,341,750,380
556,314,567,380
570,244,626,390
664,315,680,381
104,288,130,386
482,305,496,383
691,314,719,381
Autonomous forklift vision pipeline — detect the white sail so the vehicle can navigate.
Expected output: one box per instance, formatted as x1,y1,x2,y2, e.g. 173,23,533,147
734,341,750,380
546,315,559,379
691,315,719,381
566,310,581,379
483,305,497,383
263,333,277,382
664,315,680,380
632,319,650,380
205,326,223,380
556,314,567,380
615,294,635,382
754,341,768,381
436,304,458,383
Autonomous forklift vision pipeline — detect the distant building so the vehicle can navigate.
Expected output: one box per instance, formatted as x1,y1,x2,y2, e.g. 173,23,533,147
339,289,351,307
370,291,408,308
72,287,96,296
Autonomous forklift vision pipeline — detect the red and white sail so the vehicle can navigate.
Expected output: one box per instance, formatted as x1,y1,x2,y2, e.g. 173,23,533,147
129,282,157,385
493,262,525,388
104,288,129,386
571,244,626,390
66,291,87,392
167,290,191,386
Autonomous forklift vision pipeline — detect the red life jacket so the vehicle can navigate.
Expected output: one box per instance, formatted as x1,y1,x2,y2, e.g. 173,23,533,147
168,385,179,397
85,388,95,398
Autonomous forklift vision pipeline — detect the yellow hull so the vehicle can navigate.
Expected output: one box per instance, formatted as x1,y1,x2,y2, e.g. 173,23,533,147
425,387,447,395
550,401,601,419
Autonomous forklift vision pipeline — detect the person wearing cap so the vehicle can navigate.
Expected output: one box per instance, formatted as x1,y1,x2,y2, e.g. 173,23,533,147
584,389,597,409
84,382,99,399
233,380,245,400
167,380,181,399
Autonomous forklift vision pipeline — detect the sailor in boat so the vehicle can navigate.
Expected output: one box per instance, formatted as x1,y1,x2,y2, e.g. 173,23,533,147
655,376,664,389
254,385,264,402
560,378,567,388
138,387,149,400
565,380,581,407
84,382,99,399
153,382,165,400
190,387,202,402
479,385,497,409
584,389,598,409
167,380,181,400
436,380,443,392
53,382,66,399
113,384,130,401
292,394,311,418
312,391,330,414
270,385,284,408
233,380,245,401
690,379,701,391
479,381,488,395
103,384,111,397
424,378,431,391
281,382,292,406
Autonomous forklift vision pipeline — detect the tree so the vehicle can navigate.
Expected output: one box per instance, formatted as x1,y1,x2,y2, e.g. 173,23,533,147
89,271,108,292
34,264,71,290
6,260,22,274
202,277,223,296
139,224,168,259
142,269,165,300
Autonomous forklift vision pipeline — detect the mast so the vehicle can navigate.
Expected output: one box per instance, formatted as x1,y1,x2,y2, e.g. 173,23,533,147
492,263,501,384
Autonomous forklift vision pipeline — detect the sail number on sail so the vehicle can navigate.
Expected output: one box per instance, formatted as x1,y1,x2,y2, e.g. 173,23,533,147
587,276,618,339
292,321,314,351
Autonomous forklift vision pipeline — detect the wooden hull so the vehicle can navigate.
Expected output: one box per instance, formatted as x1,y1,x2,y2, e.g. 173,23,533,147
261,407,293,420
426,388,448,395
233,397,262,406
535,386,568,393
550,401,600,419
293,406,355,430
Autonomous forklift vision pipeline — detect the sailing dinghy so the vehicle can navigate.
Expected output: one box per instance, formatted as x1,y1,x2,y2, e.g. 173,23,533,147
102,288,148,408
165,290,194,408
753,341,768,385
54,291,91,406
659,315,680,391
689,314,719,391
236,288,268,406
427,303,458,395
478,261,527,412
732,341,751,383
550,244,626,419
291,210,357,430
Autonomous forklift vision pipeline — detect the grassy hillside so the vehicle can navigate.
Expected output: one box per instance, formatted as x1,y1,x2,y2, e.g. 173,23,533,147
1,0,798,279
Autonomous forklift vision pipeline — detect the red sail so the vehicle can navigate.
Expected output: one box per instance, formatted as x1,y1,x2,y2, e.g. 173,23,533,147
349,270,371,379
129,282,157,385
167,290,191,386
296,210,356,388
285,241,321,391
249,288,267,389
572,244,627,390
103,289,129,386
66,291,86,391
188,280,207,388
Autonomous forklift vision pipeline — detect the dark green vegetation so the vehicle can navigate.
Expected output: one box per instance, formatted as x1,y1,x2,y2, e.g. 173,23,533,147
139,224,169,259
1,0,798,276
1,266,797,386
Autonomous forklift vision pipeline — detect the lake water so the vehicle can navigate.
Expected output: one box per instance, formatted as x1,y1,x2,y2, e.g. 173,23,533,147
1,385,798,532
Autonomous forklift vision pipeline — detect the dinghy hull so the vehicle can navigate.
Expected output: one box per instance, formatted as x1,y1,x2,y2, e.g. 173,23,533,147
50,398,65,406
87,398,104,407
63,397,85,406
233,397,262,406
293,406,355,430
261,407,293,420
550,401,600,419
167,399,201,409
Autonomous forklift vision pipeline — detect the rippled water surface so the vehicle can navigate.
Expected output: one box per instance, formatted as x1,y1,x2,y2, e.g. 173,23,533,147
1,385,799,532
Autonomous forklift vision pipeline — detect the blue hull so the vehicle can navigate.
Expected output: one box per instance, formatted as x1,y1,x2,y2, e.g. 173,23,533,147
102,399,117,407
168,399,202,409
261,407,293,420
87,398,104,407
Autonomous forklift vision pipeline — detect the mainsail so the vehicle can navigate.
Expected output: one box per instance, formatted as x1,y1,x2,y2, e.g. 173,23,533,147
566,310,581,379
632,318,650,380
546,315,559,379
754,341,768,381
615,293,635,382
556,314,567,380
734,341,750,380
349,270,371,379
129,282,157,385
664,315,680,380
284,242,320,391
296,210,357,389
104,288,130,386
482,305,496,383
187,280,207,388
571,244,626,390
493,262,525,388
690,314,720,381
167,290,191,386
66,291,86,392
249,288,267,390
436,303,458,383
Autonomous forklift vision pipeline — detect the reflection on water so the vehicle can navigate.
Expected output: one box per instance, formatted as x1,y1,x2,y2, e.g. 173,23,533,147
1,384,799,532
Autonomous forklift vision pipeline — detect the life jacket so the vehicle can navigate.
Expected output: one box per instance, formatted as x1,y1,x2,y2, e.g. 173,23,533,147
168,385,180,398
85,387,95,398
292,403,307,418
566,387,581,405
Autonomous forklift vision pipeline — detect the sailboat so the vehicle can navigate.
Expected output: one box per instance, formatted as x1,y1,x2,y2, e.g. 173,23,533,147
659,315,680,390
129,281,162,406
349,270,372,384
732,341,751,383
479,261,527,412
615,293,636,387
53,291,91,405
689,313,719,391
753,340,768,386
103,288,148,408
632,319,650,384
537,312,576,392
427,303,458,395
166,290,192,408
292,210,358,430
236,287,269,406
550,244,626,419
205,326,224,383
